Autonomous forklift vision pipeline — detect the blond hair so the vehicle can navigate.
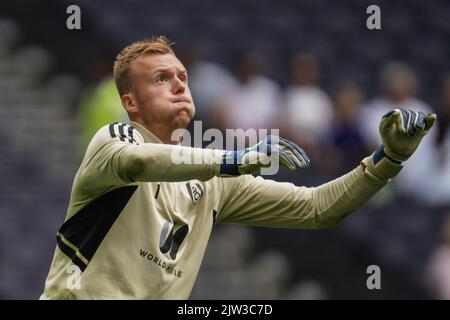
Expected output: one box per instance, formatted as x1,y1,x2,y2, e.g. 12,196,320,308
113,36,175,95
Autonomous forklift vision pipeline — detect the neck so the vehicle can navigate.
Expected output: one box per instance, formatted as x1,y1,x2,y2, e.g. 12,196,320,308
133,119,181,145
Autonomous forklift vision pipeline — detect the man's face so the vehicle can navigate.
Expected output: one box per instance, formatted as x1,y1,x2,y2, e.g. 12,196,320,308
128,53,195,134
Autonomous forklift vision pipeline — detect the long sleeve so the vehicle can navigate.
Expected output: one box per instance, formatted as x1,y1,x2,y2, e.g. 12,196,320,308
115,143,224,183
216,153,403,229
77,124,224,195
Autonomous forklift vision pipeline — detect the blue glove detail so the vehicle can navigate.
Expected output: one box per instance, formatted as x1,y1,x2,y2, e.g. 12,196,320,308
220,135,310,176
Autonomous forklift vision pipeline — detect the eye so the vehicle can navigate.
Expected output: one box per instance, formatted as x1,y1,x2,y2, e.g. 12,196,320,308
178,75,187,82
156,75,169,83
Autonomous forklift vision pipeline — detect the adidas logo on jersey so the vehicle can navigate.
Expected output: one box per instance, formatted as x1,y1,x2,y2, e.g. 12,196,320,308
109,122,139,144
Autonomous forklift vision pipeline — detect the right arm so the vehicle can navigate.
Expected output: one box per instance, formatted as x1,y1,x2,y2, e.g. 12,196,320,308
114,142,224,182
78,124,224,193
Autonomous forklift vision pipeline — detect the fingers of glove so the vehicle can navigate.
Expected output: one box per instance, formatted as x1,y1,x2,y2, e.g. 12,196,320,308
406,110,418,136
260,135,275,155
282,145,311,169
382,110,396,119
381,108,404,132
249,139,265,154
424,113,437,131
281,147,305,168
396,108,419,135
414,111,426,131
278,137,311,168
382,108,436,137
408,111,436,136
399,108,410,132
278,139,306,167
278,148,297,170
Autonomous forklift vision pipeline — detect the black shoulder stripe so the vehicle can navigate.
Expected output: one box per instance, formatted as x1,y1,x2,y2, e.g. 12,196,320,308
128,125,135,143
108,122,138,144
109,123,117,138
118,123,126,142
57,185,138,272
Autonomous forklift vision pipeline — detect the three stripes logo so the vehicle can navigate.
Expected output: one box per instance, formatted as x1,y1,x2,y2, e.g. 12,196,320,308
159,221,189,260
109,122,139,145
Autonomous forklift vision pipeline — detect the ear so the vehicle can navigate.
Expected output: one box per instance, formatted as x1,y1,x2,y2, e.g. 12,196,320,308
121,92,139,116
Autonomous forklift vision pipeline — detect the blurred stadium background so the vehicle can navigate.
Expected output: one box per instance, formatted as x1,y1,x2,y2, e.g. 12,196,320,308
1,0,450,299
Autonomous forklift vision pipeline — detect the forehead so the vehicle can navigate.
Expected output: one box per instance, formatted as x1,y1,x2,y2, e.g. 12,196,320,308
131,53,186,75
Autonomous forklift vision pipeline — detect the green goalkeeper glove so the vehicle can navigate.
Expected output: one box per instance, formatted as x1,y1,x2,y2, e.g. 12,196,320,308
220,135,310,176
374,108,437,164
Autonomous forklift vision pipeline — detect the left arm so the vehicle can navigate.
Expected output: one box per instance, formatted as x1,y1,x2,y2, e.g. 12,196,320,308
216,153,401,228
216,108,436,228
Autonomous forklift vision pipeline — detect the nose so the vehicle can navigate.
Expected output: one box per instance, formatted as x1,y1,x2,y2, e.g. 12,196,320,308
172,77,186,95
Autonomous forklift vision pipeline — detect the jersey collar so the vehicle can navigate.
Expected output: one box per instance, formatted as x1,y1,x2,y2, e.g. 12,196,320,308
131,121,164,144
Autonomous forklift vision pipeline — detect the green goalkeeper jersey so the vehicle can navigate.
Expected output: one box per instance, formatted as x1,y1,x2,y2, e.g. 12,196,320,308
41,121,402,300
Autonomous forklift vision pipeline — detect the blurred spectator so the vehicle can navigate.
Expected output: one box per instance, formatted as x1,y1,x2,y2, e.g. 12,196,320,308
359,62,434,148
0,18,21,59
284,53,334,147
179,47,237,127
359,62,437,200
191,226,292,299
215,52,282,131
328,83,368,173
435,76,450,150
283,279,328,300
426,214,450,299
418,76,450,205
77,77,128,156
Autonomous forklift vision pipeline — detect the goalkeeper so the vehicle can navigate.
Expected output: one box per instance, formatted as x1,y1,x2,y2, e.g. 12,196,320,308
41,36,436,299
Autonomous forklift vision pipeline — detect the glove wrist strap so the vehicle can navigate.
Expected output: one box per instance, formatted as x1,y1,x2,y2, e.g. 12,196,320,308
220,151,241,176
373,145,402,165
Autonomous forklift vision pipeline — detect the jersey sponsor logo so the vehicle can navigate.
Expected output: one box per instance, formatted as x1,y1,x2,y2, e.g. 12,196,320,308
186,182,204,205
139,249,183,277
109,122,139,144
159,221,189,260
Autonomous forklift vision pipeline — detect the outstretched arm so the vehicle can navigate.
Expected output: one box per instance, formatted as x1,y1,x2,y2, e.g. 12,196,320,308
78,126,309,194
77,123,225,195
216,153,400,228
216,109,436,228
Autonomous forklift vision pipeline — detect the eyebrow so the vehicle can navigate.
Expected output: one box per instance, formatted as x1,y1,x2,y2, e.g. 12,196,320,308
152,67,187,75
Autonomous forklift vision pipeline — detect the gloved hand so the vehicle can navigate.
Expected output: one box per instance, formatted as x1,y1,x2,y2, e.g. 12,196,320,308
220,135,310,176
375,108,437,164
